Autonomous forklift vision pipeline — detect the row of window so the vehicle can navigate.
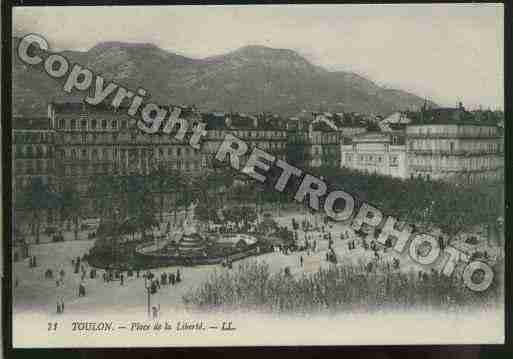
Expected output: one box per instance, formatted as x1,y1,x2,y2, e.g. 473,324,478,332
349,143,395,152
345,154,399,166
156,147,201,158
410,126,497,137
15,145,52,158
57,119,289,139
409,156,502,169
58,146,202,161
58,118,129,131
408,139,501,153
13,132,54,143
61,160,203,176
14,159,53,174
208,130,287,139
15,176,53,190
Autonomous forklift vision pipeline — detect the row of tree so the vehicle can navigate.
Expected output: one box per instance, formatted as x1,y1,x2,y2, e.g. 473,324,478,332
15,163,503,244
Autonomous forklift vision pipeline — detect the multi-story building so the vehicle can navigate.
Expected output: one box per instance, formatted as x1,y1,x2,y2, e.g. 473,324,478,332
287,112,367,168
340,131,408,178
12,117,58,237
12,117,56,192
14,102,503,234
50,102,207,194
406,110,504,183
14,103,289,218
340,105,504,184
203,112,288,169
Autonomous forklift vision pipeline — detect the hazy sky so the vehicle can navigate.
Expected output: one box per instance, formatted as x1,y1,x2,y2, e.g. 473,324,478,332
13,4,504,109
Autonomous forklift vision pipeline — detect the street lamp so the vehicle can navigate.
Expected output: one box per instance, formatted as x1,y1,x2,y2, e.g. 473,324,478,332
144,273,151,318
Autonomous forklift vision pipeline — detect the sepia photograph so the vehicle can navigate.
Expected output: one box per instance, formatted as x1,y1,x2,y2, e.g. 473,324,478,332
8,3,505,347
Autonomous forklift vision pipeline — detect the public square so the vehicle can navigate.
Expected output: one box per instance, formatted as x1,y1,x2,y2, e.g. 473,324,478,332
13,207,432,319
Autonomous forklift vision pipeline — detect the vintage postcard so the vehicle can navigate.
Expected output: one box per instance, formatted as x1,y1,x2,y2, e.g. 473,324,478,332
10,4,504,347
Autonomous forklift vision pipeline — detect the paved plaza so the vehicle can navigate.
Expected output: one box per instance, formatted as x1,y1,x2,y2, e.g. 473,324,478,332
13,208,432,319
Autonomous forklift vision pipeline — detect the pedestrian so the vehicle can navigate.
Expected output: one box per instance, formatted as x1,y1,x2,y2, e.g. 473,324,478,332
170,273,175,286
176,269,181,283
56,301,62,314
300,256,303,267
78,283,86,297
120,274,124,286
61,300,65,313
152,305,160,319
393,258,400,270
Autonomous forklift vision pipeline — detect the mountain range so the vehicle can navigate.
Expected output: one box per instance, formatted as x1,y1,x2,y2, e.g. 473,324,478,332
12,37,437,117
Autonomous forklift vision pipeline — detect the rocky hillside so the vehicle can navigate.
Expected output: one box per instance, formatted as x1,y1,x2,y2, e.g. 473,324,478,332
12,38,436,117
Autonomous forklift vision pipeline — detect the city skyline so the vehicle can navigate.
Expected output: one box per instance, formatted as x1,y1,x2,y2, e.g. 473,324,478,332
13,4,504,111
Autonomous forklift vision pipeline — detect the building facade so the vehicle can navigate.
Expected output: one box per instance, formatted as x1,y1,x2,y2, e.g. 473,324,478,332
50,103,207,195
340,132,408,178
286,112,366,168
13,103,290,220
12,117,56,192
340,107,504,184
406,122,503,183
12,118,59,237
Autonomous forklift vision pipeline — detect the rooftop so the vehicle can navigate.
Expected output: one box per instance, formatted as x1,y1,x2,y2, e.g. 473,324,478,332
405,106,500,126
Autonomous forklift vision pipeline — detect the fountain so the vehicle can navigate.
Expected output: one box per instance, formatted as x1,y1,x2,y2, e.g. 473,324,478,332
176,201,207,254
129,201,262,267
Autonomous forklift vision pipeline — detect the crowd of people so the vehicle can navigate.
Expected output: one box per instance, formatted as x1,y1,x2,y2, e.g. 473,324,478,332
274,215,410,278
30,247,188,315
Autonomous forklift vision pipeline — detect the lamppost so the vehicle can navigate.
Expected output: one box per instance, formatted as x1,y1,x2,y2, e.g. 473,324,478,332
112,207,120,269
144,273,151,318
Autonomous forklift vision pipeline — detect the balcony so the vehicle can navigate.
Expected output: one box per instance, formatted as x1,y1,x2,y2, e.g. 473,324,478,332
407,133,501,139
409,149,503,156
